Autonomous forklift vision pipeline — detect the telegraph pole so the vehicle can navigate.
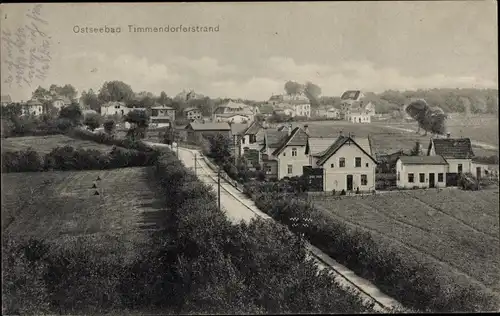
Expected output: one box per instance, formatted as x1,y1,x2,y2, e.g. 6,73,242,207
194,153,197,176
218,167,221,212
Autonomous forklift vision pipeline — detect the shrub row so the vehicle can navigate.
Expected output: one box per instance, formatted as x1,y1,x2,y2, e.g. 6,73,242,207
1,145,160,173
68,128,154,153
242,180,500,312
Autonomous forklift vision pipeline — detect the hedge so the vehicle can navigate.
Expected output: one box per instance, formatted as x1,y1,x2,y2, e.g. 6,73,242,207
1,145,161,173
242,181,500,312
67,128,154,153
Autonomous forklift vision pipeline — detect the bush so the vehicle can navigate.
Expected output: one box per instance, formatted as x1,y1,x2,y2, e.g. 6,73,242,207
340,189,346,195
1,148,43,172
242,181,500,312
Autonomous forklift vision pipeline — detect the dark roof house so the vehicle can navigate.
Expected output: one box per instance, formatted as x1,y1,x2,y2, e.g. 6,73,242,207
427,138,475,159
316,136,378,166
399,155,448,165
340,90,361,101
272,127,309,156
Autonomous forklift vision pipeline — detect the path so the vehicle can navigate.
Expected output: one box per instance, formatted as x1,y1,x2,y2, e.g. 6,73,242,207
144,141,405,312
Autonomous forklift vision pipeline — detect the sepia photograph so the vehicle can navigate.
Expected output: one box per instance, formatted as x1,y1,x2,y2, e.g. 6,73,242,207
1,1,498,314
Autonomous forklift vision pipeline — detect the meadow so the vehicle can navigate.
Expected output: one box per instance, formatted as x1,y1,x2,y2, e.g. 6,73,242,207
1,167,161,263
1,134,114,154
312,188,500,296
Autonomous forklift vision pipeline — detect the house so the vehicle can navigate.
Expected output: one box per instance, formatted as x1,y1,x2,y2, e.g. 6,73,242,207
274,106,295,117
213,100,255,122
260,129,290,179
22,99,44,116
236,121,265,164
183,107,202,121
100,101,127,116
275,101,311,118
472,158,499,180
185,122,232,145
215,113,251,124
345,111,371,123
326,108,340,119
427,135,475,174
52,96,71,110
1,94,12,106
259,105,275,117
269,127,310,179
309,135,377,192
150,104,175,127
306,137,338,166
340,90,375,122
396,156,449,189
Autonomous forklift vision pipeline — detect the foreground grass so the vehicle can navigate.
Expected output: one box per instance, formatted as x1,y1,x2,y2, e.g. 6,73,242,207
1,134,115,154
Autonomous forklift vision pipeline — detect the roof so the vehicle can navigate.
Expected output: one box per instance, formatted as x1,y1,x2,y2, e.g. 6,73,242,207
340,90,361,101
151,105,174,110
272,127,309,156
230,123,247,135
242,120,262,135
183,107,199,112
429,138,474,159
399,155,448,165
264,130,289,148
186,122,231,131
26,99,42,106
306,137,338,156
216,113,251,118
1,95,12,103
259,105,274,114
316,136,378,166
218,100,249,109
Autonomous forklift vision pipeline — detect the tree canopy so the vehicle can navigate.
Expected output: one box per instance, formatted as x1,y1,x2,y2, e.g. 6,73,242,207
98,81,134,103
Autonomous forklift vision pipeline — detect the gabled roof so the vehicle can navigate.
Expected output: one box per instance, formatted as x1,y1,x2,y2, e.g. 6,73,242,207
428,138,474,159
316,136,378,166
306,137,338,156
340,90,361,101
243,121,262,135
263,130,289,148
399,155,448,165
186,122,231,131
1,95,12,103
272,127,309,156
26,99,42,106
230,123,248,135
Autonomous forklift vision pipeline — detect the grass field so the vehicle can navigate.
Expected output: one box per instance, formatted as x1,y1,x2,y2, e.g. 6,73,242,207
1,134,114,154
313,188,500,296
1,167,163,262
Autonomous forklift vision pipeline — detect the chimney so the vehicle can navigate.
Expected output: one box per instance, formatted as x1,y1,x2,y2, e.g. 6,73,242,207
339,130,343,138
446,132,451,139
304,124,309,135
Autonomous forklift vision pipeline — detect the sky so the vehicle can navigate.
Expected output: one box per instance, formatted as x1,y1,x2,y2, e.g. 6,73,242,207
1,1,497,102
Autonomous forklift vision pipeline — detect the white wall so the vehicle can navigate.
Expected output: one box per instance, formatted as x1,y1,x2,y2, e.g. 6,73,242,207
396,160,448,188
446,158,473,174
320,142,376,191
276,145,309,179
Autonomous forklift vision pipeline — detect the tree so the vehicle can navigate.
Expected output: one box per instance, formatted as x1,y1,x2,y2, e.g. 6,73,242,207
410,141,421,156
157,91,170,106
83,113,101,131
59,104,83,125
98,81,134,103
80,89,101,112
103,120,116,135
32,86,50,100
303,82,322,107
0,103,22,119
208,133,232,164
124,110,149,139
59,84,78,100
284,81,303,95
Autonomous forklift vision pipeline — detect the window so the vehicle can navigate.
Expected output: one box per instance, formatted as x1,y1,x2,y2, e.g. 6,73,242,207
339,157,346,168
438,173,444,182
292,148,297,157
355,157,361,167
419,173,425,183
408,173,414,183
330,163,334,168
287,164,293,174
265,165,272,173
397,172,400,181
283,152,286,157
458,164,463,174
242,138,245,144
365,163,369,167
361,174,368,185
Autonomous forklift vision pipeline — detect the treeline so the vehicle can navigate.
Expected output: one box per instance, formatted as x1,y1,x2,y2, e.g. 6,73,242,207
241,181,500,312
2,149,373,314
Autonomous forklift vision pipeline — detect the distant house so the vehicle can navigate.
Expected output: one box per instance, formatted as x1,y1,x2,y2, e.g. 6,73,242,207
340,90,375,123
150,104,175,127
236,121,265,165
326,108,340,119
427,136,474,174
52,96,71,110
100,102,128,116
22,99,44,116
215,113,251,124
472,158,499,180
260,129,290,179
1,94,12,106
309,135,377,192
183,107,202,121
185,122,232,145
259,105,275,117
396,156,449,189
213,100,255,122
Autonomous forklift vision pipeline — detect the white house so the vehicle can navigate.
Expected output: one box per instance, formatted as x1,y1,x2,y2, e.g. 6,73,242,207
237,120,265,160
396,156,449,189
326,108,340,119
345,112,371,123
22,99,44,116
213,100,255,122
311,135,377,192
260,129,289,179
52,96,71,110
183,107,202,121
215,113,251,124
340,90,376,122
265,127,310,179
150,104,175,127
427,136,474,174
101,102,128,116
